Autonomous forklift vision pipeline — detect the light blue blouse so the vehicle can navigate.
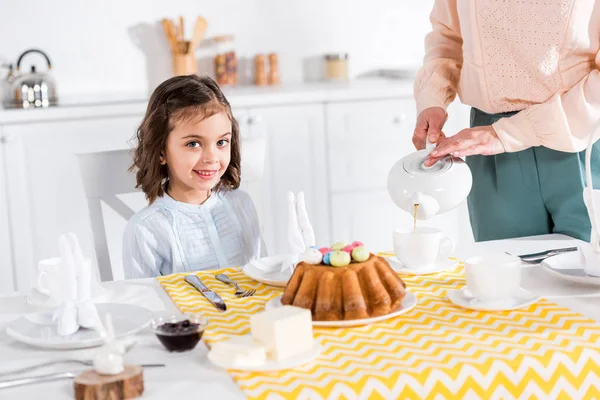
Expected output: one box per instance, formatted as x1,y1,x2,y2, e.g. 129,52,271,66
122,189,265,279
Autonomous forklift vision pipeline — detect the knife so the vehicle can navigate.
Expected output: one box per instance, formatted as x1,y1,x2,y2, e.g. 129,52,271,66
516,246,578,262
0,364,165,389
184,275,227,311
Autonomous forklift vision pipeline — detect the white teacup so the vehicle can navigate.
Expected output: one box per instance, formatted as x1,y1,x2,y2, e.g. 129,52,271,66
464,253,521,303
33,257,65,302
393,226,455,268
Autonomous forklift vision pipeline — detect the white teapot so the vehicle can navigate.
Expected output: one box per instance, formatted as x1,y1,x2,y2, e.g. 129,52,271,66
387,142,473,219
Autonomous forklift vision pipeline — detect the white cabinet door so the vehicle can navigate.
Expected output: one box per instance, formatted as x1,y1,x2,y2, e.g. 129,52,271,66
331,191,471,254
245,104,329,255
0,127,15,294
326,98,416,192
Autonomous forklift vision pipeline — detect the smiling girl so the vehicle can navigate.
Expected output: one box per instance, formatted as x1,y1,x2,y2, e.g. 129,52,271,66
123,75,264,278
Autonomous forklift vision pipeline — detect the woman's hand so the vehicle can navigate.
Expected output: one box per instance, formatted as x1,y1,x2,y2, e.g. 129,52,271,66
412,107,447,150
425,125,505,166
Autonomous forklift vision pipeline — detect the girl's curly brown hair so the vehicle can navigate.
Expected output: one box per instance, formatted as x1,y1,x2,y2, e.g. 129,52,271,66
131,75,241,203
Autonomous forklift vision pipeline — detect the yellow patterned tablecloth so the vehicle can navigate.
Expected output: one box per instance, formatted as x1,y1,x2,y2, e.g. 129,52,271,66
157,265,600,400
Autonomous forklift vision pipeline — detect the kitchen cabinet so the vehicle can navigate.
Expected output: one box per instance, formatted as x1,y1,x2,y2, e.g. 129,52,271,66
245,104,329,254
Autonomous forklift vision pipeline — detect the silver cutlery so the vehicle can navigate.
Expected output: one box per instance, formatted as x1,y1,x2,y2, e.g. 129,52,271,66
215,274,256,298
0,364,165,389
0,339,138,378
184,275,227,311
510,247,578,263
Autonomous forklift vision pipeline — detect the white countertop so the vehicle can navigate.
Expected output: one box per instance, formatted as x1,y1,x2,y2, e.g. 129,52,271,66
3,234,596,399
0,79,415,125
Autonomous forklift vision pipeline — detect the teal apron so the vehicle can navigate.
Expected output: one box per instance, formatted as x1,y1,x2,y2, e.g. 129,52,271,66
466,107,600,242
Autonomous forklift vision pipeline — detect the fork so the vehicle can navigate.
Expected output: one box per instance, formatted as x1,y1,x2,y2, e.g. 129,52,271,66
0,339,137,378
215,274,256,297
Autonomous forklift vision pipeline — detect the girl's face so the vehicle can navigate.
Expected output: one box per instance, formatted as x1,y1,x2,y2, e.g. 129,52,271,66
163,111,232,203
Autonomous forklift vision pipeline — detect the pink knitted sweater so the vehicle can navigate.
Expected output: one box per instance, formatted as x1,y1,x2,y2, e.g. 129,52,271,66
414,0,600,152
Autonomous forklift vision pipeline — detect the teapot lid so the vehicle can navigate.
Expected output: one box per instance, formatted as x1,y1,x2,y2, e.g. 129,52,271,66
403,149,452,176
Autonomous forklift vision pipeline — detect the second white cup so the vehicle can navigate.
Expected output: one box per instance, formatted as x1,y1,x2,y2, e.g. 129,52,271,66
393,226,455,268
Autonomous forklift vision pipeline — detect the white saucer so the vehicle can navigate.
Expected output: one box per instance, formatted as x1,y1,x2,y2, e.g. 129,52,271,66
447,287,540,311
6,303,152,349
265,291,417,328
242,255,291,287
540,252,600,285
208,338,321,371
385,256,458,275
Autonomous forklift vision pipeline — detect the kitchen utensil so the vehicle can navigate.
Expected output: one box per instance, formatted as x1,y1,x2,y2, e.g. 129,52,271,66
387,140,472,219
190,17,208,49
184,275,227,311
0,364,165,390
215,274,256,297
0,340,137,377
512,246,578,263
6,49,57,109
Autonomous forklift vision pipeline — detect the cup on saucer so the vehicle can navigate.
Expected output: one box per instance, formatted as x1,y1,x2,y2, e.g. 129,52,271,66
463,253,522,304
393,226,455,269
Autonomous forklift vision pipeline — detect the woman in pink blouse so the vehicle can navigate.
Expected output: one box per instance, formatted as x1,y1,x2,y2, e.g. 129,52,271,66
414,0,600,241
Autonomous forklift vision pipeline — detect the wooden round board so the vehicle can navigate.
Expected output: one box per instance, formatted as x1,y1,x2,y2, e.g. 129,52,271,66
74,364,143,400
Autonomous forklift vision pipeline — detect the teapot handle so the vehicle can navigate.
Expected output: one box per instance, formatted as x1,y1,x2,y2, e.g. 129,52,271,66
425,137,436,152
16,49,52,71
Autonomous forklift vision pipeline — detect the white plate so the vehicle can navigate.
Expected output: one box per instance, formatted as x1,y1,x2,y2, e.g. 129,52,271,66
242,255,291,287
208,338,321,371
265,291,417,328
384,256,458,275
6,303,152,349
540,252,600,285
447,287,540,311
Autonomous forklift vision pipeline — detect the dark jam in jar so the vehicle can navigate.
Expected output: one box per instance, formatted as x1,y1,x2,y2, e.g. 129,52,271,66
155,319,203,352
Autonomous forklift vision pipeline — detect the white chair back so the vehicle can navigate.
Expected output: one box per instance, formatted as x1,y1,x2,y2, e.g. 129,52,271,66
77,137,267,281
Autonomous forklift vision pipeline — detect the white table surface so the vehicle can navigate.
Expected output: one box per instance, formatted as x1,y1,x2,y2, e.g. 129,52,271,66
2,234,600,399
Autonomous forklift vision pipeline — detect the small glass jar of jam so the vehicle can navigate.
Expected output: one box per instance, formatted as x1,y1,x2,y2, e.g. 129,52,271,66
150,313,208,352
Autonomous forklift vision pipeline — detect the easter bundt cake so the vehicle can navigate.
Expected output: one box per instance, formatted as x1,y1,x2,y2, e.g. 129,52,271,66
281,242,407,321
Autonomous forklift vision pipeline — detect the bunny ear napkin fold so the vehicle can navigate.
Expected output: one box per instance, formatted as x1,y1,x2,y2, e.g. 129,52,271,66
280,191,316,273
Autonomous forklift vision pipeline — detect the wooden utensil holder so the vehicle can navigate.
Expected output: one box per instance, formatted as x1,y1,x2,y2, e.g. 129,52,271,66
172,53,197,76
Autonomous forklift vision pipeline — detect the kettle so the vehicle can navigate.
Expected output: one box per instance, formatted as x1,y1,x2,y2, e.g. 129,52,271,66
387,141,473,219
6,49,57,109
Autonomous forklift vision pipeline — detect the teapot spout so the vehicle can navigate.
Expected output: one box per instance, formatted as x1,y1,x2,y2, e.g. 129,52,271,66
410,192,440,220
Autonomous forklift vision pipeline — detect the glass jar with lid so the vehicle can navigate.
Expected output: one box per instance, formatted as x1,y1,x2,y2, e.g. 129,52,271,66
324,53,349,81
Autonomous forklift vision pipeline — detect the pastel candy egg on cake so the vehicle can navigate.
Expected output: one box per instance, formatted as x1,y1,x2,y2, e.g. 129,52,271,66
331,242,346,251
351,246,370,262
318,247,331,256
342,245,355,254
329,250,351,267
323,252,332,265
300,248,323,265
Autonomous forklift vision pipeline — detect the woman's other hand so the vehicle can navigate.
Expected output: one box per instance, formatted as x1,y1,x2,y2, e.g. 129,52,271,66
412,107,447,150
425,125,505,166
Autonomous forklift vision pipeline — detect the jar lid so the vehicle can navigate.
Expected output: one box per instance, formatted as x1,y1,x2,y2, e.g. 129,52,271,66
402,150,452,176
325,53,349,61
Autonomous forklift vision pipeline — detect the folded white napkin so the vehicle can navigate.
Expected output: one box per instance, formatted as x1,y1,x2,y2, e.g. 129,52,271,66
280,191,316,272
53,233,102,336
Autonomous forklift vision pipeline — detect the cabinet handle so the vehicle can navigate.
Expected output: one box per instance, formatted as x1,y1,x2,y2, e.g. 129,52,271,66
247,115,263,125
393,114,407,124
